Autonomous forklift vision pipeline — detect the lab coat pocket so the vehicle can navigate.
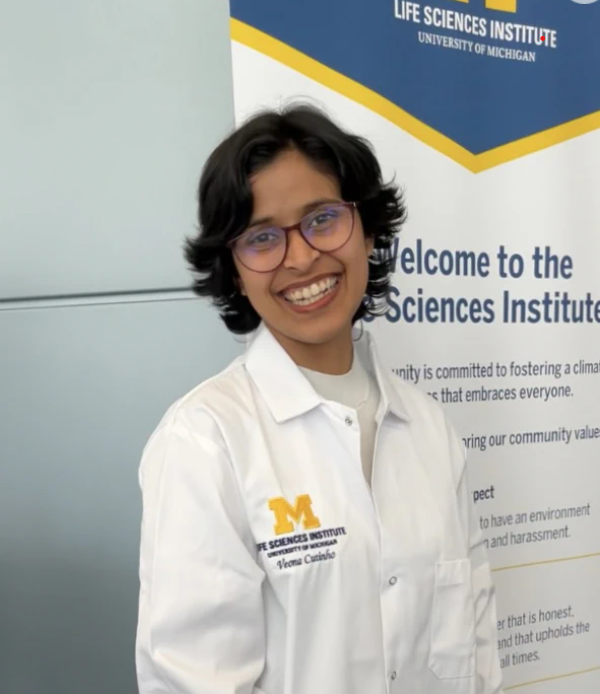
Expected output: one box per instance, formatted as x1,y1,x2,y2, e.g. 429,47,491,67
429,559,476,680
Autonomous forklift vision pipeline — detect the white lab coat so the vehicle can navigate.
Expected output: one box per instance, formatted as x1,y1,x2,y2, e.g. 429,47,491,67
136,322,504,694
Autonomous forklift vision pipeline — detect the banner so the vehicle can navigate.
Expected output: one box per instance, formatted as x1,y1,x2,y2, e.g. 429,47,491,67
230,1,600,691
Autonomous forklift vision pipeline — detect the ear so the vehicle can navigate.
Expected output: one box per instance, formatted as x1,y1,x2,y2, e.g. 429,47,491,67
366,235,375,256
236,277,247,296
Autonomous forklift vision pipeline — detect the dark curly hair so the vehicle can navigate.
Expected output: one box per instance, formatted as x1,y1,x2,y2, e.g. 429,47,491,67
183,103,407,335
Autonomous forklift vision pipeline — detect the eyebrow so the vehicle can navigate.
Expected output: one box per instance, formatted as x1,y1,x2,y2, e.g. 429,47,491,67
247,198,342,229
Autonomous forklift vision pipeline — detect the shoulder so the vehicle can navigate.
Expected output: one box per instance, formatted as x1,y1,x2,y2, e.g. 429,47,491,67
391,372,452,429
140,353,254,464
388,372,466,484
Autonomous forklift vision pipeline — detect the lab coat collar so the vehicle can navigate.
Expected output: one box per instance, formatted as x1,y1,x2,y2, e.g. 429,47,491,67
244,322,411,424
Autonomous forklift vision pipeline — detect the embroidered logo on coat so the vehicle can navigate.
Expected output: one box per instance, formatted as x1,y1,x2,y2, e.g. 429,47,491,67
256,494,347,571
268,494,321,535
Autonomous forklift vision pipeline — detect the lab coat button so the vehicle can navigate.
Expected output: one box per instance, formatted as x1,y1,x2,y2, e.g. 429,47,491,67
344,416,353,426
391,671,397,680
389,576,397,586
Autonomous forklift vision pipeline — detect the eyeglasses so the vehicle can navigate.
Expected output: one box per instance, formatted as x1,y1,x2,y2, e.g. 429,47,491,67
227,202,357,273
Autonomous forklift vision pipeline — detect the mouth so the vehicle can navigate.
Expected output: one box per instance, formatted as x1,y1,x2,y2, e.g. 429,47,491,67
279,274,342,307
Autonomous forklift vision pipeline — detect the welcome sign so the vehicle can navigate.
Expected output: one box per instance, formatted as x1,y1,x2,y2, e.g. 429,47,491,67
230,0,600,690
231,0,600,170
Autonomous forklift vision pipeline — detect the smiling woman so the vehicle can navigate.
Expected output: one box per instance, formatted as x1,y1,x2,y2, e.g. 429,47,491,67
224,147,376,372
183,104,406,373
135,104,504,694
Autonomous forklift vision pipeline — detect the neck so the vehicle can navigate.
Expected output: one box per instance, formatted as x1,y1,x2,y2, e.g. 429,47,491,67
270,325,354,375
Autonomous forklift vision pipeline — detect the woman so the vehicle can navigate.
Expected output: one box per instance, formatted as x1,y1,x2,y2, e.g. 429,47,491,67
135,105,503,694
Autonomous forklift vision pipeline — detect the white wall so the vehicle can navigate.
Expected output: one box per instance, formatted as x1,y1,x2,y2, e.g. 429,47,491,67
0,2,241,692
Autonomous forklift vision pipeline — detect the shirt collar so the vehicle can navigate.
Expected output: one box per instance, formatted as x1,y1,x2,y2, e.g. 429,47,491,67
244,322,411,424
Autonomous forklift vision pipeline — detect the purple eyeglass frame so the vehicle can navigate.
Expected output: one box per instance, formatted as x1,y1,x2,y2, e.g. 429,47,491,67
226,202,357,273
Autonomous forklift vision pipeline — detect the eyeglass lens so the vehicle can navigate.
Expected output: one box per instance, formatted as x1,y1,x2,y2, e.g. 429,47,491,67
233,204,354,272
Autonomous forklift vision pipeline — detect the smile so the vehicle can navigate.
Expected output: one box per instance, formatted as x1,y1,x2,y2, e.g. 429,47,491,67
281,275,340,306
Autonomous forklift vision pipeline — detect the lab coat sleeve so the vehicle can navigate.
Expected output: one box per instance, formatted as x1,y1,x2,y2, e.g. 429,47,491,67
135,409,266,694
449,423,504,694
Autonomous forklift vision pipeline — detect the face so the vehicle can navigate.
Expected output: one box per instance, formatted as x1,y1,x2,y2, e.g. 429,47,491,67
232,149,374,367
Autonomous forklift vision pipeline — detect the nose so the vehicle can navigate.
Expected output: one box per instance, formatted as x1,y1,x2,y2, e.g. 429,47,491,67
282,228,320,270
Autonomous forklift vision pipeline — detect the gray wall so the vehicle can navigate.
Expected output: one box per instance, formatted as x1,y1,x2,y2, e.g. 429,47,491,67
0,2,240,692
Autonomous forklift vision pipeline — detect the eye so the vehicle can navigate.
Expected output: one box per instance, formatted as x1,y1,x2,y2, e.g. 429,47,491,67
244,229,280,247
308,208,340,228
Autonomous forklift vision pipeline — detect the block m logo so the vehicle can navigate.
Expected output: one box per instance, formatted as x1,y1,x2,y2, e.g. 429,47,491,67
268,494,322,535
448,0,517,13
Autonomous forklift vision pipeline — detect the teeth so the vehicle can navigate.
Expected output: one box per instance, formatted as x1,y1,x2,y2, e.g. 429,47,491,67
284,276,338,302
284,276,339,306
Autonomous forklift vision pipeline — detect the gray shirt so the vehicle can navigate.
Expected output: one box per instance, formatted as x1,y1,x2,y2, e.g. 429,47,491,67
299,348,380,485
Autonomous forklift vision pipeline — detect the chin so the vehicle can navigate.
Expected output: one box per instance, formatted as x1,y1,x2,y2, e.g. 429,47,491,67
286,318,350,345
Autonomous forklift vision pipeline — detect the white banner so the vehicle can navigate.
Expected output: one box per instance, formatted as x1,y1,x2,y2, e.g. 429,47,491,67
230,1,600,690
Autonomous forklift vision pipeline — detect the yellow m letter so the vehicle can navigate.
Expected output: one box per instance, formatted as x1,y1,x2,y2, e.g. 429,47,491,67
268,495,322,536
449,0,516,13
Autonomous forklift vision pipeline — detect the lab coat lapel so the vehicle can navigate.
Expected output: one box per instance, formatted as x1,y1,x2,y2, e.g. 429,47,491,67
244,323,321,423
